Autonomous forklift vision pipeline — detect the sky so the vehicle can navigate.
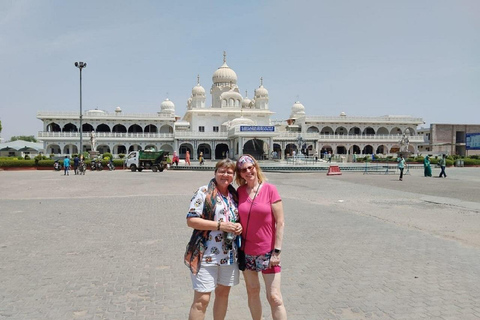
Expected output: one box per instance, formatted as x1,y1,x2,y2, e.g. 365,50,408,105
0,0,479,141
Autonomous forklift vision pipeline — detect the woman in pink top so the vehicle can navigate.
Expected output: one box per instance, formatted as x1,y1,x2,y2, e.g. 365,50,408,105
235,154,287,320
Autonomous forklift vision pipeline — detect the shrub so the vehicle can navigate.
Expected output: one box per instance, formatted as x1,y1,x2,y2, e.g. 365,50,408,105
118,153,125,159
463,158,480,166
103,152,113,160
24,155,31,160
446,159,454,166
0,160,36,167
113,159,124,167
37,160,56,167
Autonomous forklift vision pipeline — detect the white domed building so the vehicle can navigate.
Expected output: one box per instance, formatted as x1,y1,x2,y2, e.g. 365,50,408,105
37,51,424,161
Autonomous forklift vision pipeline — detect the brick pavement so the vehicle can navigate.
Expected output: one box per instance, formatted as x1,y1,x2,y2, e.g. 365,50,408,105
1,169,480,319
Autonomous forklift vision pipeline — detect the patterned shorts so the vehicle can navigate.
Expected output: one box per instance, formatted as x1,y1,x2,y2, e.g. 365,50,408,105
244,251,281,274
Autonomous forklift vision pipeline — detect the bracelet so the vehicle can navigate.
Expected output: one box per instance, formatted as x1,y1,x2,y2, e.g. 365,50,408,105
217,221,221,231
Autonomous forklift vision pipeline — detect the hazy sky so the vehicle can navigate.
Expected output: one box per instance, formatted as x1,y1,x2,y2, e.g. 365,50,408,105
0,0,479,140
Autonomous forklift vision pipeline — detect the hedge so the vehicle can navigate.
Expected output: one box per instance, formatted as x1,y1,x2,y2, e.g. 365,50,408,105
0,160,36,167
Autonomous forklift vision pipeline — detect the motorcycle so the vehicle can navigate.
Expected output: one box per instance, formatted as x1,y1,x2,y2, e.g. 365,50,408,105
90,160,103,171
78,161,86,175
53,160,61,171
107,161,115,171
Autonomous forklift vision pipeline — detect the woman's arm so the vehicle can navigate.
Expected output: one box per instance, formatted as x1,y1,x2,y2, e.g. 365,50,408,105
187,217,219,231
187,217,242,234
271,200,285,250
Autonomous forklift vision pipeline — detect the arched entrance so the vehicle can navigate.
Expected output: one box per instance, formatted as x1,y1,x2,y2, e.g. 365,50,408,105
243,139,267,159
285,143,297,158
198,144,211,159
215,143,230,159
179,143,193,159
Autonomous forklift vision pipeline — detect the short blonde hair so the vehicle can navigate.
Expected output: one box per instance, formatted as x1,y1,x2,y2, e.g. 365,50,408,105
234,154,267,186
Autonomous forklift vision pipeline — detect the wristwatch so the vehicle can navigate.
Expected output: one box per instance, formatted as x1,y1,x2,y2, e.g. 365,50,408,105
274,248,281,254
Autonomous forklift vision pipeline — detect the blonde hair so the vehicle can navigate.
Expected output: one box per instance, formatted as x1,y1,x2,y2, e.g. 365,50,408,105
234,154,267,186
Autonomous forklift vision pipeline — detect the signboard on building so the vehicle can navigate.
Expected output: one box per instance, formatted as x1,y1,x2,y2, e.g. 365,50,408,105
240,126,275,132
466,133,480,150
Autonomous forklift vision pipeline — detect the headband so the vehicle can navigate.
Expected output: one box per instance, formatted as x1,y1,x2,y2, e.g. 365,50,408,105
237,155,255,167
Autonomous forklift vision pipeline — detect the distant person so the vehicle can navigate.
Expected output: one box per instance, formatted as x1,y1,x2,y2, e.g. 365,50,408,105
73,155,79,175
63,156,70,176
185,150,191,166
199,152,204,165
438,154,447,178
398,155,406,181
172,151,179,167
424,155,432,177
327,151,332,163
353,152,357,163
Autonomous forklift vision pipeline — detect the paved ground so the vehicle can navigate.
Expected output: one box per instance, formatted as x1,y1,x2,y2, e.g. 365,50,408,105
1,166,480,319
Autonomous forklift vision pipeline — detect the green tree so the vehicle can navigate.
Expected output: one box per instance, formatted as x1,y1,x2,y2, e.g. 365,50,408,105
0,120,2,133
10,135,37,142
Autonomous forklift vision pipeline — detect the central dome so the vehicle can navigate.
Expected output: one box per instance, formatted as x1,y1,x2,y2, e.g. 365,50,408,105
212,52,237,84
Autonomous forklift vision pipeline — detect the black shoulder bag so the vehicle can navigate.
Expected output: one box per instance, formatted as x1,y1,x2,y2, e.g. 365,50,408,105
238,183,261,271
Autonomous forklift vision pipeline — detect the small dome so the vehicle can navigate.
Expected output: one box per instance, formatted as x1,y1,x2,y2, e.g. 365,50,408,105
220,89,243,101
160,98,175,111
87,109,105,114
340,111,346,116
242,97,252,108
192,84,205,96
115,107,122,113
290,101,305,119
292,101,305,114
255,85,268,98
230,116,255,127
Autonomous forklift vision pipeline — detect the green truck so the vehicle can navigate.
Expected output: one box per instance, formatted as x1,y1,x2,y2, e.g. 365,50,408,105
124,150,169,172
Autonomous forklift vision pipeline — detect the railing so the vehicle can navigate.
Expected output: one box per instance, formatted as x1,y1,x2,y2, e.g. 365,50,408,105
175,131,228,138
38,131,174,139
37,111,172,119
302,115,423,123
276,133,424,142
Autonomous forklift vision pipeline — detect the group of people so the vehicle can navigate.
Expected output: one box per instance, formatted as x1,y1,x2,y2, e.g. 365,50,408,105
398,154,448,181
423,154,447,178
184,155,287,320
62,155,86,176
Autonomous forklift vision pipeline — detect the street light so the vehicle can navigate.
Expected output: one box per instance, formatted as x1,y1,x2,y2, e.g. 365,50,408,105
74,61,87,155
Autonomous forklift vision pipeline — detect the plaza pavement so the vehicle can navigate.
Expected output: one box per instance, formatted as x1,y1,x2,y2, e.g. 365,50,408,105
1,166,480,320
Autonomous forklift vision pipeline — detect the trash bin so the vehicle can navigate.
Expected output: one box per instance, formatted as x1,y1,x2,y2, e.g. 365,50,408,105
455,159,464,167
341,156,346,163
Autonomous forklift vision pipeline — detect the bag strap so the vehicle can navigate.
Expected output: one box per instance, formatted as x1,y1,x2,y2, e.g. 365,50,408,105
242,183,261,250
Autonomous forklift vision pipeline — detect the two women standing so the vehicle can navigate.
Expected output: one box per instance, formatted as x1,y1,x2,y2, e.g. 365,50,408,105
185,155,287,320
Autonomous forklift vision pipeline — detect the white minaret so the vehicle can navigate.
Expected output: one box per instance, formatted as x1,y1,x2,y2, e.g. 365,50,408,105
190,75,206,109
254,77,269,109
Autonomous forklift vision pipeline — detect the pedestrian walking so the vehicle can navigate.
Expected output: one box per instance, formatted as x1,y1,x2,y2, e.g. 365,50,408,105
438,154,447,178
185,150,191,166
63,156,70,176
73,155,79,175
424,155,432,177
398,155,406,181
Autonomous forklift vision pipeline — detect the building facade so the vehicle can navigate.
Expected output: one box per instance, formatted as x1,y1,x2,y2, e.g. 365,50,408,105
418,124,480,156
37,53,424,161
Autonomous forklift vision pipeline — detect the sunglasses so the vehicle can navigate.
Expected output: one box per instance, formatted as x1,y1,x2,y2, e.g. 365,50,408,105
240,165,255,173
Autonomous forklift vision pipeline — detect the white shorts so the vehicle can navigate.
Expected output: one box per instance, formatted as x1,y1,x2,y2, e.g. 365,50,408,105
191,264,239,292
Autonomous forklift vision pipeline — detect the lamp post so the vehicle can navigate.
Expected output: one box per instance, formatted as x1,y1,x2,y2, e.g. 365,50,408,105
74,61,87,155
